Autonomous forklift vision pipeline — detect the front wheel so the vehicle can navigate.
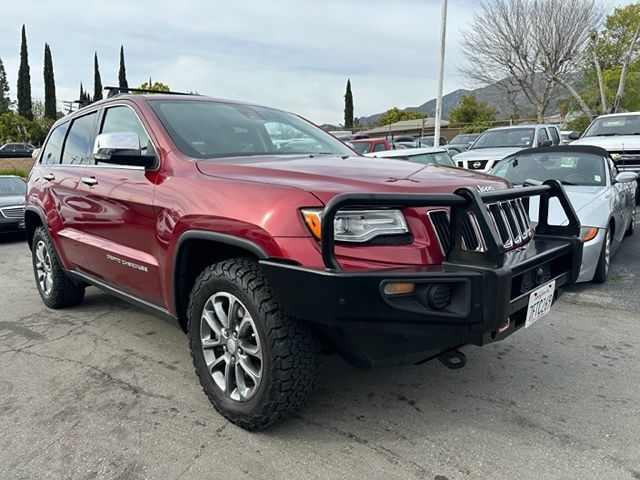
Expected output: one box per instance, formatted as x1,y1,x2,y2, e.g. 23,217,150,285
187,258,321,431
593,228,611,284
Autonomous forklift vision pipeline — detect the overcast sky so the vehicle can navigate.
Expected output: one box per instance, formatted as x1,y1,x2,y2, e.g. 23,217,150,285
0,0,630,124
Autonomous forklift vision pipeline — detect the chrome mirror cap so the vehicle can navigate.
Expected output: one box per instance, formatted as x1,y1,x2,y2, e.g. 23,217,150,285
93,132,141,161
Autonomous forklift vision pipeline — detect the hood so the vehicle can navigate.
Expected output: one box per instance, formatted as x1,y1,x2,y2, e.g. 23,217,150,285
571,136,640,151
0,195,25,207
528,186,607,225
196,155,510,203
454,147,523,161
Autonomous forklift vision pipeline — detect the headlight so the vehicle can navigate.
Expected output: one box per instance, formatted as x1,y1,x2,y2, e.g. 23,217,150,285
301,208,409,243
580,226,599,242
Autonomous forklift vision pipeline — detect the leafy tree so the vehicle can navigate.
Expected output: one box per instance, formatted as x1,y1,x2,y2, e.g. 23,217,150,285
93,52,103,101
563,4,640,116
119,45,128,89
0,58,10,113
17,25,33,120
344,79,353,129
0,111,49,145
32,99,45,120
449,95,496,128
79,82,91,104
377,107,424,126
137,80,170,92
43,44,56,119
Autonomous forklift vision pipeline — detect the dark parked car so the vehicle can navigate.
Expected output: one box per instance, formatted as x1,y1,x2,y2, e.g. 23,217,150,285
0,176,26,232
0,142,35,158
447,133,480,150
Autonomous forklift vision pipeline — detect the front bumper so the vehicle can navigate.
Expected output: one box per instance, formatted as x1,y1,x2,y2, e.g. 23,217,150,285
577,229,606,283
0,217,25,232
262,181,582,368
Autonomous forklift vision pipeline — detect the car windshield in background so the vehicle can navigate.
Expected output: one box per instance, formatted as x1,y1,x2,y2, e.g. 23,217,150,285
491,152,606,186
471,128,535,149
583,115,640,137
0,177,26,196
396,152,455,167
450,134,478,144
349,142,370,154
148,100,354,159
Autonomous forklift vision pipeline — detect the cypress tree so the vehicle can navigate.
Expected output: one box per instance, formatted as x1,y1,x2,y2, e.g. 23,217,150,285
118,45,128,89
17,25,33,120
43,44,57,119
0,58,10,113
93,52,103,101
344,79,353,129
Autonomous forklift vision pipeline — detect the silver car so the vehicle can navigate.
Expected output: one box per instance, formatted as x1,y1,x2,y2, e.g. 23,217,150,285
490,146,637,283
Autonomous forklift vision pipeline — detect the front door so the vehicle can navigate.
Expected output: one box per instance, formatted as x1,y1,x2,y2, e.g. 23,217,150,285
77,104,164,305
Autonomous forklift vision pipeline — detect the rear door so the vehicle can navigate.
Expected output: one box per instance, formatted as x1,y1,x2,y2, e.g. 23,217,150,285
38,112,100,270
77,103,164,305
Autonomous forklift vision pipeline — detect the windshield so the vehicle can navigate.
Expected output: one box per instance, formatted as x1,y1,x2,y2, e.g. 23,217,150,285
450,134,478,144
349,142,371,154
471,128,535,149
149,100,354,159
491,152,606,186
0,177,26,196
583,114,640,137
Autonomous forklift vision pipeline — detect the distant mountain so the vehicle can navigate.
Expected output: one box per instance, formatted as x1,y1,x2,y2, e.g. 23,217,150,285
358,80,567,126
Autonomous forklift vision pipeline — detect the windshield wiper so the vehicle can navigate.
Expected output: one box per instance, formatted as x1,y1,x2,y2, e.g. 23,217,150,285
592,133,619,137
560,180,576,185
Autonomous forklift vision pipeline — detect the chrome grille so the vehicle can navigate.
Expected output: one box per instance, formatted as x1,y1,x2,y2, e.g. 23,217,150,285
429,198,532,253
0,205,25,219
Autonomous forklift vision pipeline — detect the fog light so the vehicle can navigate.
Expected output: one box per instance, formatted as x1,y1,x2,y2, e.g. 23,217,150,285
428,284,451,309
383,282,415,295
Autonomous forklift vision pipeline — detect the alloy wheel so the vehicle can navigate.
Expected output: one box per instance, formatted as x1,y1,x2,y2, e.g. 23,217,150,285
200,292,263,402
35,240,53,296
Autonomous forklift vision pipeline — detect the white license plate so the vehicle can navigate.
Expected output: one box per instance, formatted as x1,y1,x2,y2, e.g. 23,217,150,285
525,280,556,328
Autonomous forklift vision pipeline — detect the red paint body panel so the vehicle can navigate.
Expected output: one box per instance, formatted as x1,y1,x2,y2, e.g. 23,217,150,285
27,94,510,316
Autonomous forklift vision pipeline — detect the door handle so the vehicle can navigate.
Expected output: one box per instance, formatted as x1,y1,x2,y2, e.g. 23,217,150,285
81,176,98,186
43,173,55,181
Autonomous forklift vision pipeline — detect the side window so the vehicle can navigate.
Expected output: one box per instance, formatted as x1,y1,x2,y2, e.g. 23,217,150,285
40,123,70,165
100,106,152,154
373,142,387,152
548,127,560,145
62,112,98,165
537,128,549,145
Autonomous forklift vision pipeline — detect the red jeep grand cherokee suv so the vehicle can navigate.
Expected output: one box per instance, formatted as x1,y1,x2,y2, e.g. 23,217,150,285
25,90,582,430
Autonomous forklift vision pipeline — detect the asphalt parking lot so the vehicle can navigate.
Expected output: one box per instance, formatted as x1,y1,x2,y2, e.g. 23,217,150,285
1,216,639,480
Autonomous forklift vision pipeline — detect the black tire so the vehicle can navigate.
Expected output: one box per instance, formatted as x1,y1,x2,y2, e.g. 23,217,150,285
625,214,634,236
593,228,611,284
31,226,85,308
187,258,321,431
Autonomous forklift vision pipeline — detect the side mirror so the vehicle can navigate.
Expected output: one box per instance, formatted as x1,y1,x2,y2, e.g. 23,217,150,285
615,172,638,183
568,131,581,140
539,140,553,147
31,148,40,160
93,132,155,168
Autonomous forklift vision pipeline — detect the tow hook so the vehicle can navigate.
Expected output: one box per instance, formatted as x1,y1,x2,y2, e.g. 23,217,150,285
438,350,467,370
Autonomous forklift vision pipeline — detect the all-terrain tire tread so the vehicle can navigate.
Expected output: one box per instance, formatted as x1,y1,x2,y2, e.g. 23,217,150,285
186,258,321,431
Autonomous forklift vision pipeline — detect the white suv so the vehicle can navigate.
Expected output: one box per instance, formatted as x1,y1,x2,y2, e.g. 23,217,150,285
454,124,562,173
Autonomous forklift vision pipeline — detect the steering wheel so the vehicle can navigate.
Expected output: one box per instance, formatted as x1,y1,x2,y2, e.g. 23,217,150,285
563,174,592,184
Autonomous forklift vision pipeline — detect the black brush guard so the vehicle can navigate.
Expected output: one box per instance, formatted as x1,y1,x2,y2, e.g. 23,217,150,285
260,180,583,368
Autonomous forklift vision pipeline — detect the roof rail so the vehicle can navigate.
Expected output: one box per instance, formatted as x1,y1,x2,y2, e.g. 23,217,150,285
104,86,194,98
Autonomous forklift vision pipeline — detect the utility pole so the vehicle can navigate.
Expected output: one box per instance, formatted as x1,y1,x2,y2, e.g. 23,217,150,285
434,0,448,148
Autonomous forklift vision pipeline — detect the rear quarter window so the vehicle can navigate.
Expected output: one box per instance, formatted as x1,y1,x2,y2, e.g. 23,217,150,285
40,123,70,165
